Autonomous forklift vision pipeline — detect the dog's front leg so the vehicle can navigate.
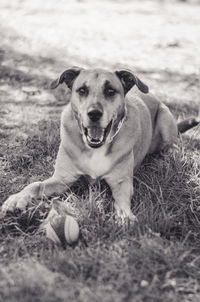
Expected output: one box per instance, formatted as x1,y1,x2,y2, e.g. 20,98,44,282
105,153,137,223
1,174,77,216
111,177,136,222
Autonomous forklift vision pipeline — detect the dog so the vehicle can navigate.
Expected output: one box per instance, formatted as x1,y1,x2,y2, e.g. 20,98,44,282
1,67,199,221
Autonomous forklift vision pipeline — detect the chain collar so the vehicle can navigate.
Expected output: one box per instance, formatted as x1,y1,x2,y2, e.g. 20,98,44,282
108,107,127,143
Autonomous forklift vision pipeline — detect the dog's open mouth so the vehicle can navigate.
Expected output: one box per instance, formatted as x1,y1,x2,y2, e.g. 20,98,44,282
83,120,112,148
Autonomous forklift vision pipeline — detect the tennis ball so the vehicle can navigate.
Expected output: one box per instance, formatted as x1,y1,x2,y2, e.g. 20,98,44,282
46,214,79,246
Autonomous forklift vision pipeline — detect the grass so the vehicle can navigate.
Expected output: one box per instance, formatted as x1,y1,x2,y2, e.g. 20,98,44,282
0,0,200,301
1,86,200,302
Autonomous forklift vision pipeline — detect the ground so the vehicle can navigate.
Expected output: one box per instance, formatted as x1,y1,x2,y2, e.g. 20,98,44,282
0,0,200,301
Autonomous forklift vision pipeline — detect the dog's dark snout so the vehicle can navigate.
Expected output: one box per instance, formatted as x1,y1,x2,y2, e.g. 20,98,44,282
87,109,103,122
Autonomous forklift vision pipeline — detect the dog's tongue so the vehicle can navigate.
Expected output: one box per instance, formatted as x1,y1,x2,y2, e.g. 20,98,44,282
87,127,104,141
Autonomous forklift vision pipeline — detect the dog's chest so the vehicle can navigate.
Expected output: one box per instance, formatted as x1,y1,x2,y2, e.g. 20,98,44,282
82,146,112,179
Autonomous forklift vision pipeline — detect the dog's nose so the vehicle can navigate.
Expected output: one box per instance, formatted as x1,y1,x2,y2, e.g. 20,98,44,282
87,109,103,122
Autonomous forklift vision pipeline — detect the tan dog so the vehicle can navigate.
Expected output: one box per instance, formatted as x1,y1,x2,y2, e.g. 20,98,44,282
1,67,199,221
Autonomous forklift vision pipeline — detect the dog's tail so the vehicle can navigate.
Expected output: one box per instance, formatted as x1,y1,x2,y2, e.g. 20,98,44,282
177,117,200,134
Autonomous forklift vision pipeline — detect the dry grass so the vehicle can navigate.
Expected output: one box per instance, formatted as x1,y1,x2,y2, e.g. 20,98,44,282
0,0,200,301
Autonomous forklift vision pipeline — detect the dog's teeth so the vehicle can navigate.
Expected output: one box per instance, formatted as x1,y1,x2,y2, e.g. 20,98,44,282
86,134,104,146
87,137,102,144
87,133,104,143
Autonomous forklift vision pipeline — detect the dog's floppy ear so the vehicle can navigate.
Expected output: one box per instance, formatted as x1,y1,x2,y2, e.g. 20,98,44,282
50,67,83,89
115,70,149,94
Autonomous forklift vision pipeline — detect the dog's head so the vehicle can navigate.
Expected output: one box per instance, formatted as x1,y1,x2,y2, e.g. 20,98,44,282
51,67,148,148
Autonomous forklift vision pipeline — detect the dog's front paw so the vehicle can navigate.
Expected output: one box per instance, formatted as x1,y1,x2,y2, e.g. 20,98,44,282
1,192,32,216
115,205,138,225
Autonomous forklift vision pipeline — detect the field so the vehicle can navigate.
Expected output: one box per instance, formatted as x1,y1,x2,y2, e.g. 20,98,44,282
0,0,200,301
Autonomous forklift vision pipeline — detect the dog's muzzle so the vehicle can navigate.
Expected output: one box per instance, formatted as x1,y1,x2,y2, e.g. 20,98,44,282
75,105,126,149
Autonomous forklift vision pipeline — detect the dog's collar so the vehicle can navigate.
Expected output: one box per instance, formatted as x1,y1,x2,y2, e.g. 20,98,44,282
108,106,127,143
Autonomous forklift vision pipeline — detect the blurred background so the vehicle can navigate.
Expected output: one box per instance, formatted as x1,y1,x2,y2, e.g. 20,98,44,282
0,0,199,136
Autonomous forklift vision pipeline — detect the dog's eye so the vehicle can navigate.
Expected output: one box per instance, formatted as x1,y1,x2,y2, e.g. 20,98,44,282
104,88,116,98
77,86,89,97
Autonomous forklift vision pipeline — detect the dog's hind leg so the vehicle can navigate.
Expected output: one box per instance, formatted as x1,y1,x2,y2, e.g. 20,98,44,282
149,103,178,153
